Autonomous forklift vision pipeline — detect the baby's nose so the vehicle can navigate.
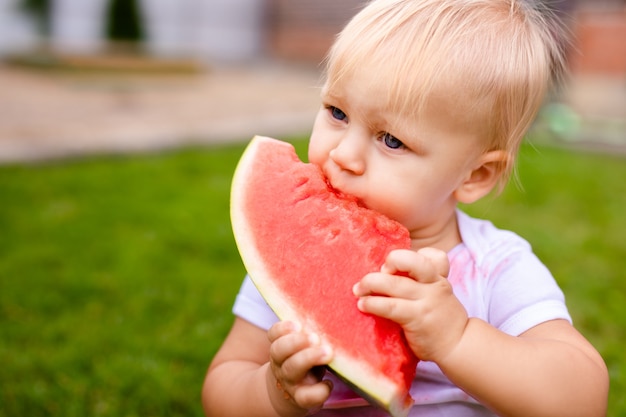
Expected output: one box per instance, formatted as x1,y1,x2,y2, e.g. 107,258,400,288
329,138,366,175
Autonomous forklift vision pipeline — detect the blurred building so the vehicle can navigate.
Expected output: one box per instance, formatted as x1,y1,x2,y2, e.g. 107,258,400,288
571,0,626,77
0,0,624,75
0,0,266,62
0,0,366,63
266,0,366,62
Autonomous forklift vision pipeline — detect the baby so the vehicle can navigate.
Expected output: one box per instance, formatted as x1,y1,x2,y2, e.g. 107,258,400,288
202,0,609,416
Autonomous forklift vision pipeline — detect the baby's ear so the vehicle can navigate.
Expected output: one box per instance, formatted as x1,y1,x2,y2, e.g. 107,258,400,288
454,150,510,204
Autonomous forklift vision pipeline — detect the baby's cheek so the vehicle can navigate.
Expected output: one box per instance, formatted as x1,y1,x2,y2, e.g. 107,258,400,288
307,150,324,167
368,196,407,225
306,140,324,166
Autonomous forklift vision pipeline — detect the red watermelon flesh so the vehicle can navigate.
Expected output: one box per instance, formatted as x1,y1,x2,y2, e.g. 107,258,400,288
230,136,418,417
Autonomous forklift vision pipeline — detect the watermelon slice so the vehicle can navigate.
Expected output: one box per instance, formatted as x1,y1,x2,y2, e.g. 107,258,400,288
230,136,418,417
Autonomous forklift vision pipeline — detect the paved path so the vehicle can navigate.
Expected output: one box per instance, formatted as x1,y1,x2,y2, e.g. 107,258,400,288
0,63,322,163
0,62,624,164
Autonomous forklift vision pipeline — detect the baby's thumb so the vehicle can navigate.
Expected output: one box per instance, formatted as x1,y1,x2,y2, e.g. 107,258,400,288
416,247,450,278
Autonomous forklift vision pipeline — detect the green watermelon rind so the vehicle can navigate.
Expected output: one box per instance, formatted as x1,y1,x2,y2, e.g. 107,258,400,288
230,136,413,417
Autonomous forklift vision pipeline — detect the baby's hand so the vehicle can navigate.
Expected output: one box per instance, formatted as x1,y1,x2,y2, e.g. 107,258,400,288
267,321,334,413
353,248,469,364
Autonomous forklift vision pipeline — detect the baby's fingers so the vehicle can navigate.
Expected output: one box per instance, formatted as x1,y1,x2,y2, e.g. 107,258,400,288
382,248,449,282
268,322,333,383
268,322,309,365
356,294,417,325
277,338,333,383
353,272,419,299
292,378,333,410
268,321,301,344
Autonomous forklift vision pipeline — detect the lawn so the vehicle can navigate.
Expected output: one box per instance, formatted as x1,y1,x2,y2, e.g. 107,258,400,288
0,139,624,416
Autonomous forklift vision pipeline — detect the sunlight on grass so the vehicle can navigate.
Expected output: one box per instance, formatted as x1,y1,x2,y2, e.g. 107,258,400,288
0,139,624,416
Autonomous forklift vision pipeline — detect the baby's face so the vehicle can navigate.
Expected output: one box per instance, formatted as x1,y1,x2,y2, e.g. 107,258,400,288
308,66,487,240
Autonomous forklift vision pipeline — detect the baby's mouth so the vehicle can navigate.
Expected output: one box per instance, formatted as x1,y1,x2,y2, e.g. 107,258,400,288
323,176,367,209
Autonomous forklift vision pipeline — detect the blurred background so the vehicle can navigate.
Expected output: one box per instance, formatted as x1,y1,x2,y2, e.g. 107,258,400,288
0,0,624,161
0,1,625,416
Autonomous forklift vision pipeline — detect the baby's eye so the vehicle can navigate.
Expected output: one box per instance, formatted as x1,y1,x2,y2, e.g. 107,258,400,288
381,132,405,149
328,106,347,121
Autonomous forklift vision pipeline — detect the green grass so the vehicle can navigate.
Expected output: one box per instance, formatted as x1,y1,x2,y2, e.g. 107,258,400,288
0,139,624,416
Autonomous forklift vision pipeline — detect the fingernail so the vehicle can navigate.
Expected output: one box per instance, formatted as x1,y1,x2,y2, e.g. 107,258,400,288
290,321,302,332
380,263,390,274
321,344,333,360
352,282,360,296
308,332,321,346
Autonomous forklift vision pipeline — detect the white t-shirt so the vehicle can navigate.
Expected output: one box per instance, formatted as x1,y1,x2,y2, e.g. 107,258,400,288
232,210,572,416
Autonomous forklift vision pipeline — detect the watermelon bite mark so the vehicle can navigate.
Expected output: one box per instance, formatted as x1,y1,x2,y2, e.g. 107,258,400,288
230,136,418,417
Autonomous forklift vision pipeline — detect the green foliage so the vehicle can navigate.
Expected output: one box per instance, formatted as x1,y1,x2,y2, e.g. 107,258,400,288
20,0,145,42
106,0,145,42
20,0,51,34
0,140,623,415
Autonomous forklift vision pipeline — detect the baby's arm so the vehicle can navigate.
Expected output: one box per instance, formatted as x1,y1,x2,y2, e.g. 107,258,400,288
202,318,333,417
443,316,608,416
354,248,609,417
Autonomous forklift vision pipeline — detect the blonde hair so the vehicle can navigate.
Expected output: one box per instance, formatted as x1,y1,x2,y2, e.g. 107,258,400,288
323,0,568,187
